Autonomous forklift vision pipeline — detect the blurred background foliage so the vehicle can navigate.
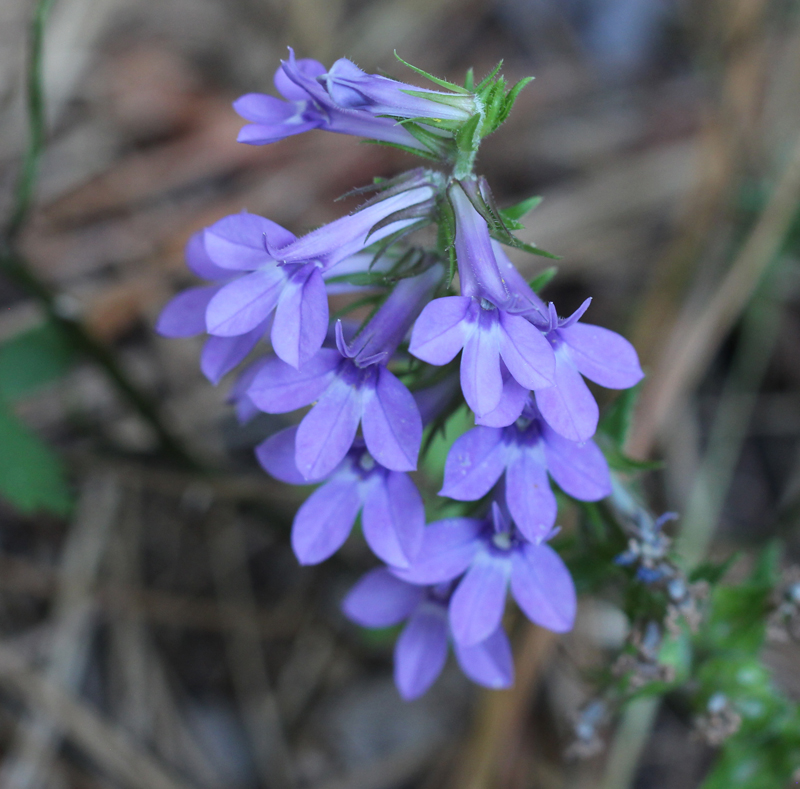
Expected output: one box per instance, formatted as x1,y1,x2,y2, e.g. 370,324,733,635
2,0,800,787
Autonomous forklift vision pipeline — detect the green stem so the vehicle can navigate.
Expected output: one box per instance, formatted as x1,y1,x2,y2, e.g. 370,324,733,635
5,0,55,242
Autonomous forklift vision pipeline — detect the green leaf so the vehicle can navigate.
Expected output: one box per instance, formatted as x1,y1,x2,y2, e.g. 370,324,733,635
393,52,471,93
603,445,663,474
528,266,558,293
500,195,543,223
421,403,473,480
0,321,75,401
0,400,71,516
598,384,642,448
690,552,741,585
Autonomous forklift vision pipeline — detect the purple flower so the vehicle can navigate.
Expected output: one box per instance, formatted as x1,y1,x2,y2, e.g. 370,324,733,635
247,266,441,479
319,58,475,123
257,429,424,567
394,503,576,646
343,568,514,700
532,301,644,442
409,183,554,420
157,232,273,385
441,401,611,542
201,179,435,368
234,52,433,152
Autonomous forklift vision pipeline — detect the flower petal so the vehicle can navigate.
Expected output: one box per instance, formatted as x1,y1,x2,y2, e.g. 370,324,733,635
255,426,307,485
200,323,264,384
342,568,424,628
156,286,218,338
362,471,425,567
291,479,362,564
185,231,230,280
392,518,483,585
204,213,295,271
542,425,611,501
510,543,576,633
361,368,422,472
274,59,325,100
394,608,449,701
559,323,644,390
409,296,472,365
237,120,320,145
295,376,362,479
461,323,503,417
206,268,286,337
498,312,554,390
247,350,341,413
449,554,510,646
534,350,598,442
454,627,514,689
440,426,508,501
474,371,528,428
272,266,329,368
505,444,557,543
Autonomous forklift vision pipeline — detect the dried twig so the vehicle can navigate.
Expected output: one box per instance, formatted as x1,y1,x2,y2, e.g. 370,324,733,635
0,642,197,789
0,472,120,789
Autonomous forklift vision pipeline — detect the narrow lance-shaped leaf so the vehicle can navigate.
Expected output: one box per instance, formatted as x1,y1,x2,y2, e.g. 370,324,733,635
528,266,558,293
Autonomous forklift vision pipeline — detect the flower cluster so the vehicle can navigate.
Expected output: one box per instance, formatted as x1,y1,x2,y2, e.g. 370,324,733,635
158,52,644,701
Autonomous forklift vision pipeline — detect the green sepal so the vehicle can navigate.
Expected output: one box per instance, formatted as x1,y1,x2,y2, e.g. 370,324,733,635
455,113,481,153
478,77,507,136
400,88,476,113
393,51,471,93
474,60,504,93
457,176,560,259
499,76,534,125
528,266,558,293
0,399,72,516
464,67,474,91
396,120,458,155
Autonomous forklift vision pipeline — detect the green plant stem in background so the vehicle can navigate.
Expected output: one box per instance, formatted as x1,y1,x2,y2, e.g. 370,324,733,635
5,0,55,243
0,0,198,470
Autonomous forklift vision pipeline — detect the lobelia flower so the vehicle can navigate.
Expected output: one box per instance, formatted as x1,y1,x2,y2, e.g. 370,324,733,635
257,431,425,567
201,175,437,369
441,400,611,542
343,568,514,700
318,57,476,123
246,265,443,480
156,231,272,385
394,503,576,647
529,300,645,442
409,181,555,421
234,52,435,152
